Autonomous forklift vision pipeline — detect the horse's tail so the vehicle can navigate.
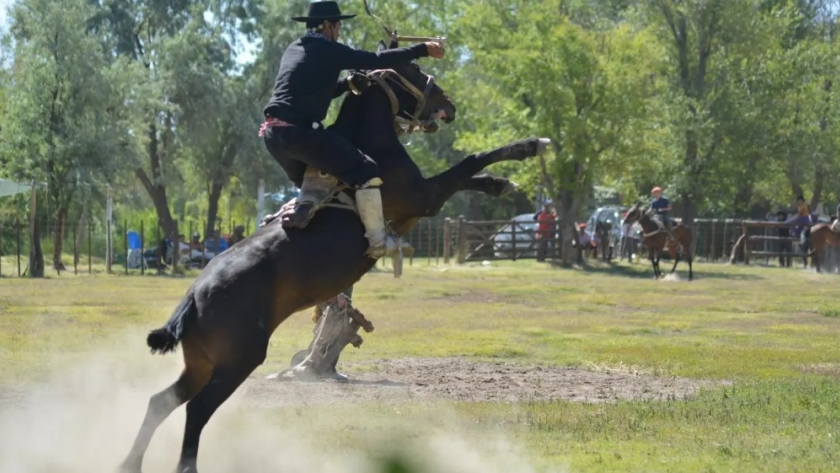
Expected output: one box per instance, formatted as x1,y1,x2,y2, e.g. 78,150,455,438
147,290,197,355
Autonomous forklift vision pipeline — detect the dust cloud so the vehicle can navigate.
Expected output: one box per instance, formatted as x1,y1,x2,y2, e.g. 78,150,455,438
0,330,565,473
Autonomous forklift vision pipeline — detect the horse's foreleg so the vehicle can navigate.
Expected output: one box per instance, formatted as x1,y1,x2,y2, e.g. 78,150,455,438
418,138,549,216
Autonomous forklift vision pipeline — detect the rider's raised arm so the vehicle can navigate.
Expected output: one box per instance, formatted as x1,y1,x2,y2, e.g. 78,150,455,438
333,42,429,71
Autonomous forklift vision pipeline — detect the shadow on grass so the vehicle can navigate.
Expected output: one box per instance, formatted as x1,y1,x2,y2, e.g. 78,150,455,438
548,259,766,281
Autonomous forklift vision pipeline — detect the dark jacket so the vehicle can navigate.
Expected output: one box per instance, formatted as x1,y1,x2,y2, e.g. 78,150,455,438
264,36,428,125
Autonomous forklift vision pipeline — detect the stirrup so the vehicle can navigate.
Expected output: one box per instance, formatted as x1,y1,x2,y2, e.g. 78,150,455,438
365,234,413,259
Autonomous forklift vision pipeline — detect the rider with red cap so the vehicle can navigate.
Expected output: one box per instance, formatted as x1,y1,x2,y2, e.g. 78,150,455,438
651,186,675,240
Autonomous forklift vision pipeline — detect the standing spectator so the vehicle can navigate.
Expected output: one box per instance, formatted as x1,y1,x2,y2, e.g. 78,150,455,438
534,201,556,261
620,212,638,262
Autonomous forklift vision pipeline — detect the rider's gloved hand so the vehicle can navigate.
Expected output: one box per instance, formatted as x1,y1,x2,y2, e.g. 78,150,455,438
347,73,371,95
425,42,445,59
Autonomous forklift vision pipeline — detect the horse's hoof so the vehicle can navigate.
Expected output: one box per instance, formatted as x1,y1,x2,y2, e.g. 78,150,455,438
175,462,198,473
537,137,551,154
329,372,350,382
292,363,322,382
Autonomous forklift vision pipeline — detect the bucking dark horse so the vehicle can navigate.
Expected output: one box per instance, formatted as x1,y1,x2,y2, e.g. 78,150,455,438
119,39,549,473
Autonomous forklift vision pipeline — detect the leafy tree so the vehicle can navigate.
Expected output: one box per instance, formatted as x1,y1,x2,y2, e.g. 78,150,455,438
1,0,144,270
454,0,655,263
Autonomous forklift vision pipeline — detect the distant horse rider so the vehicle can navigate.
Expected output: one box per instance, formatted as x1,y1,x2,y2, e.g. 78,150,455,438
260,1,445,259
651,186,675,241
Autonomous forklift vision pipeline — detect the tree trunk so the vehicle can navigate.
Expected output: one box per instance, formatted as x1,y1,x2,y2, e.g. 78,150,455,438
205,182,223,240
52,207,67,271
557,184,585,266
29,220,44,278
557,190,578,265
136,120,176,236
137,165,176,235
204,140,239,239
811,163,824,212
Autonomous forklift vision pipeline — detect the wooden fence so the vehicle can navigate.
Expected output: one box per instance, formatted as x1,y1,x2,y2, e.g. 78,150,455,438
738,221,804,267
406,217,818,267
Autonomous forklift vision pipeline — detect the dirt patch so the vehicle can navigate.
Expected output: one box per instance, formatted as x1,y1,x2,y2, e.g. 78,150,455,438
244,357,725,408
800,363,840,378
424,291,542,307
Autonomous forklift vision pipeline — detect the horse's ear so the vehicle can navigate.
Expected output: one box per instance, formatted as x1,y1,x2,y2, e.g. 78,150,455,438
377,40,387,52
388,36,399,49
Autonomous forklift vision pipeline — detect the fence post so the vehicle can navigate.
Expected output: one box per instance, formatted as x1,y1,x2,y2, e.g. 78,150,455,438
201,220,207,268
743,221,750,265
722,220,729,261
188,221,194,270
455,216,467,264
73,226,77,275
140,220,145,275
409,224,415,267
435,217,441,265
426,218,432,266
256,179,265,233
124,220,129,275
16,218,21,277
105,186,113,274
710,220,716,262
511,219,517,262
443,218,451,264
172,221,180,274
88,221,92,275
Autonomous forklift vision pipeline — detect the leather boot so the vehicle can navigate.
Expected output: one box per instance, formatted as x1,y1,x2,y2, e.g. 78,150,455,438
355,184,413,259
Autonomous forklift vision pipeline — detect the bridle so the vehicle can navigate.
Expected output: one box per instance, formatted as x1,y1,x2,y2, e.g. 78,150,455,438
365,68,439,134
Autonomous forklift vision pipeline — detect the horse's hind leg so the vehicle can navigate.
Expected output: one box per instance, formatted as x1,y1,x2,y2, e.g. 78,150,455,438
463,174,518,197
668,244,680,274
649,249,659,279
120,337,212,473
418,138,549,216
176,336,268,473
684,240,694,280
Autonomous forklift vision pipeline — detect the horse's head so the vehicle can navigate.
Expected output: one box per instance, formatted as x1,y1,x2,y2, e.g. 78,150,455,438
365,38,456,134
623,203,642,224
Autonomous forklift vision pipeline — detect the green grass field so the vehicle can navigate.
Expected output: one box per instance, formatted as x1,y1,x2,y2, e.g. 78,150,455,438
1,259,839,472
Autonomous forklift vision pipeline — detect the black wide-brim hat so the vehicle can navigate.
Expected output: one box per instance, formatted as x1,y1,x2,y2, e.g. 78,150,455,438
292,1,357,22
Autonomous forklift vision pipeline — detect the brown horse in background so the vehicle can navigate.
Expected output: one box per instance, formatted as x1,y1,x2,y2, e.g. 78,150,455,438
623,203,693,280
808,223,840,272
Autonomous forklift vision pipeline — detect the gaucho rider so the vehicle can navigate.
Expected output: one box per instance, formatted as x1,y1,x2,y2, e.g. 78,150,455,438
260,1,445,259
651,186,675,241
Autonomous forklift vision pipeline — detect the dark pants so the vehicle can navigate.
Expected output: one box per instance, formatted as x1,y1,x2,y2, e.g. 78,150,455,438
263,125,379,188
536,238,552,261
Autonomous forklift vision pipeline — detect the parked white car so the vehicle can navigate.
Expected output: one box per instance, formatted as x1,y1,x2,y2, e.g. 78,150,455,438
492,213,539,258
